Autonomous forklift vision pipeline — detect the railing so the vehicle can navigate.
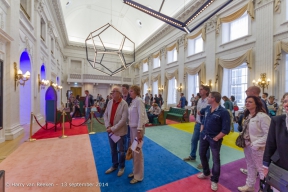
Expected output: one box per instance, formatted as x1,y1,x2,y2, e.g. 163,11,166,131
70,74,81,79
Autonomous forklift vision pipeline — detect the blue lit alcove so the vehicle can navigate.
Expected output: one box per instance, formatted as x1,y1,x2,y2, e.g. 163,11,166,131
40,64,46,116
19,51,31,125
56,76,60,107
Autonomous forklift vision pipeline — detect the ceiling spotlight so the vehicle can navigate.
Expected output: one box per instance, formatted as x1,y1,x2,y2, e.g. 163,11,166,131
136,19,142,27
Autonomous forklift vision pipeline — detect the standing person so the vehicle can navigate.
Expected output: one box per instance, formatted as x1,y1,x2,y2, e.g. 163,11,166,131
193,93,200,119
197,92,230,191
222,96,234,132
154,94,160,107
262,92,268,102
158,94,164,107
263,93,288,192
128,85,148,184
179,93,186,109
99,98,106,118
266,96,278,117
190,94,195,106
240,86,269,175
69,93,75,111
150,94,153,105
183,86,210,169
103,86,128,177
84,90,94,123
72,95,83,118
144,93,150,105
230,95,237,122
122,84,133,151
237,96,270,192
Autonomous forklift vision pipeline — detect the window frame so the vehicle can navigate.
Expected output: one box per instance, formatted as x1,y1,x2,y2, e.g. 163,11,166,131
187,35,203,56
153,57,161,69
167,48,177,64
221,12,249,44
142,62,148,72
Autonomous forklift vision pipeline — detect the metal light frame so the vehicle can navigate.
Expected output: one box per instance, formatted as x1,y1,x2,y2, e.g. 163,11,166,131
85,23,135,76
123,0,233,33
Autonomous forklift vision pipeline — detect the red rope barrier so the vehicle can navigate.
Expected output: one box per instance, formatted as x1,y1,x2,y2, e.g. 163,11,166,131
93,113,104,125
33,115,53,130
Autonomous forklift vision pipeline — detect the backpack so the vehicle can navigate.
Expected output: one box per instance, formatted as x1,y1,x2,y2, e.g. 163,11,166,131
185,100,188,106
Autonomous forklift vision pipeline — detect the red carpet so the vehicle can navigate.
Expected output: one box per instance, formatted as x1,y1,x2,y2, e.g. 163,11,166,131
32,119,88,139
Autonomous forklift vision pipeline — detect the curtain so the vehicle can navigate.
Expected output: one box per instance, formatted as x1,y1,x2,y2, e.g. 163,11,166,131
215,49,253,92
143,58,148,64
163,69,178,109
274,41,288,69
216,0,254,34
153,51,161,60
187,26,206,41
275,0,281,12
166,42,179,52
141,76,149,92
184,62,206,86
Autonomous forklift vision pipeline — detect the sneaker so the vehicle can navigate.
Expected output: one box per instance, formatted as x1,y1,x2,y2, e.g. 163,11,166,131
211,182,218,191
105,167,117,174
197,173,209,179
197,164,203,169
117,168,125,177
237,185,254,192
183,156,196,161
240,168,247,175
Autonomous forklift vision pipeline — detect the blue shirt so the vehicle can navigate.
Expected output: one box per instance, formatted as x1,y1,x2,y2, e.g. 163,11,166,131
201,105,230,137
180,96,186,108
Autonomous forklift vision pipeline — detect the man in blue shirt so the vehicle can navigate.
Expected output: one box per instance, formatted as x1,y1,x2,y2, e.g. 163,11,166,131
197,91,230,191
179,93,186,109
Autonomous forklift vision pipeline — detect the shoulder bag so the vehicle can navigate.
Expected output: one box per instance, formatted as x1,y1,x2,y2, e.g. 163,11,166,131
235,118,250,148
266,162,288,192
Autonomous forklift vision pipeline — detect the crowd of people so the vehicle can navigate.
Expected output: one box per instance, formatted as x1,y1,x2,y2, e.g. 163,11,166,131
67,84,288,191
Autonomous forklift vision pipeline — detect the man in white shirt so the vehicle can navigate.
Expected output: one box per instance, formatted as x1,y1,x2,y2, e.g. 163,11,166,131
183,85,210,169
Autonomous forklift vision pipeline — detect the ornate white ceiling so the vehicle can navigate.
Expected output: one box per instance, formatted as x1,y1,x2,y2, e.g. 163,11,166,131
60,0,196,51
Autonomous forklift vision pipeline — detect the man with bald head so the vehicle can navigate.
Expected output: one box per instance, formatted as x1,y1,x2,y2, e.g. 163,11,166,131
245,86,268,113
104,86,128,177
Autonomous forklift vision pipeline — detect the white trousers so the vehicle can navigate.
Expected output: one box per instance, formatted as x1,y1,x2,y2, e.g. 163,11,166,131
244,146,265,187
130,127,145,181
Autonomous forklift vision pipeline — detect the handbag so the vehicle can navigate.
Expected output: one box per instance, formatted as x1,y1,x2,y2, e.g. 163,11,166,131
266,162,288,191
235,118,250,148
233,106,239,111
125,147,133,160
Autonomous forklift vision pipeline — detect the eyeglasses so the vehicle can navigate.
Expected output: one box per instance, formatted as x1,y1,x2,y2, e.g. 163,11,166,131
111,90,120,93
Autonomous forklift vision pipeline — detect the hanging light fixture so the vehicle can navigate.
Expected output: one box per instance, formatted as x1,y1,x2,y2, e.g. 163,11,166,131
123,0,233,33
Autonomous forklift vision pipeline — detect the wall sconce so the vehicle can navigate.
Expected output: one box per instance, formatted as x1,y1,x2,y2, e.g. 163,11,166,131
158,85,164,93
51,82,63,91
147,87,151,93
14,62,30,90
177,83,183,92
252,73,270,93
203,79,213,89
38,74,50,90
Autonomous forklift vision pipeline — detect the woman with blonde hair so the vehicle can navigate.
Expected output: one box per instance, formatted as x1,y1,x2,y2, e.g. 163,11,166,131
128,85,148,184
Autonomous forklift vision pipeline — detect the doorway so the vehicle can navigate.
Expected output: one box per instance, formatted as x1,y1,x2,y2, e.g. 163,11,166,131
70,87,82,98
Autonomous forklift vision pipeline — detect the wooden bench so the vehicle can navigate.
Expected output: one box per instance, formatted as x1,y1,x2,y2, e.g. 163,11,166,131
166,107,189,123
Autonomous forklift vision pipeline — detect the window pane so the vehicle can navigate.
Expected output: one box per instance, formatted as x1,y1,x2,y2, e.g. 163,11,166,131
143,83,148,95
230,13,248,41
230,64,248,107
153,57,160,68
195,37,203,53
143,63,148,72
153,81,158,96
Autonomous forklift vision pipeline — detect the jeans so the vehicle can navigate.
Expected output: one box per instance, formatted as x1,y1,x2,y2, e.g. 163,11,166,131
148,114,158,123
125,125,130,151
199,133,223,183
190,123,210,160
108,134,126,169
85,107,91,120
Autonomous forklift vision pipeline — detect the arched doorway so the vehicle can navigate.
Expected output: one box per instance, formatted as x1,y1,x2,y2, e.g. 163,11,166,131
40,64,46,116
56,76,60,107
19,51,32,125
